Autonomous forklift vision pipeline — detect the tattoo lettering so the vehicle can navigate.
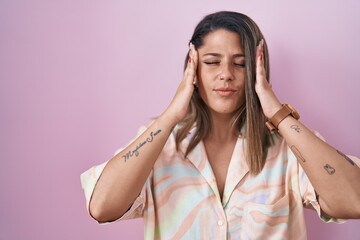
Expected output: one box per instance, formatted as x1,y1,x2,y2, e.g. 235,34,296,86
323,164,335,175
290,125,302,133
291,145,306,162
336,150,355,166
122,129,162,162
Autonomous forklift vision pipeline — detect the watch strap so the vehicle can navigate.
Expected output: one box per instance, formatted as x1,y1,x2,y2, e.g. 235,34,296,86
266,104,300,132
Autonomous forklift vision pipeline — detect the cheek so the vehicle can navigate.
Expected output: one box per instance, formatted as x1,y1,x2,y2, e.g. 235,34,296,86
199,67,218,81
197,72,212,95
197,81,213,108
197,82,208,102
197,67,207,82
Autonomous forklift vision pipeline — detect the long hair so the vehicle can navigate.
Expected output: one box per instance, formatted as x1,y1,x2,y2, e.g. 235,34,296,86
175,11,273,175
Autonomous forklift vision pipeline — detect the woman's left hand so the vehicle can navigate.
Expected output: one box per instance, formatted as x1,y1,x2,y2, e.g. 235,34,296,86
255,40,282,119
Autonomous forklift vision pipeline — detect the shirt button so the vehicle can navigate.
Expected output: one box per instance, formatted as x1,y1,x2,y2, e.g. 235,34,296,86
217,220,224,226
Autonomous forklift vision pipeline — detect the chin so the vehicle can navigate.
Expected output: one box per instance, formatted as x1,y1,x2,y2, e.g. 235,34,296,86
211,106,240,115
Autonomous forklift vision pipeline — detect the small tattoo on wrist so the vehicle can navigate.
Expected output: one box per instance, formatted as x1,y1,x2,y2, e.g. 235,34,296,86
290,125,301,133
324,164,335,175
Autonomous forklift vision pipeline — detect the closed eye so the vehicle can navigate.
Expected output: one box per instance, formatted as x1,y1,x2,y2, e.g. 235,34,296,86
203,61,245,67
204,61,220,65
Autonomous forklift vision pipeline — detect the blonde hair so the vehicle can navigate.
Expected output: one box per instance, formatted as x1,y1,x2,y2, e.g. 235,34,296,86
175,11,273,175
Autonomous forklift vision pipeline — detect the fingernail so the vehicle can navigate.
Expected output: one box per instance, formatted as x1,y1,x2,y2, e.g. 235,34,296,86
259,53,263,61
188,57,192,63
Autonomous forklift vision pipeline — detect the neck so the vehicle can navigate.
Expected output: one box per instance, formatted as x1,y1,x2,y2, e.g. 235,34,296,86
206,111,238,143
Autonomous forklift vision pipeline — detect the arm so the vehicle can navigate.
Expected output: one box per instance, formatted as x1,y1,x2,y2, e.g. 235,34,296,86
255,40,360,219
89,44,199,222
277,113,360,219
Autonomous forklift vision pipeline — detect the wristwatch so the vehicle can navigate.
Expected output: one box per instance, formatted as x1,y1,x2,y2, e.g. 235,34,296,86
265,103,300,132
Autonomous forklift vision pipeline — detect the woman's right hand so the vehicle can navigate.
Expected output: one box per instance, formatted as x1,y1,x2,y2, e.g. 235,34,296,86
163,43,199,124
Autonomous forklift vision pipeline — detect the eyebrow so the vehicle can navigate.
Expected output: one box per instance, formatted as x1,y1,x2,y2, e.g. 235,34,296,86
202,53,244,58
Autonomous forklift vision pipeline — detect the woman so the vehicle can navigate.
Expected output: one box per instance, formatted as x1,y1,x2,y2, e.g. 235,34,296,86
81,11,360,239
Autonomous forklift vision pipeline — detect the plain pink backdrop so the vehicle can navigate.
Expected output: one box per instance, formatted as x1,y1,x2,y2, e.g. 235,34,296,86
1,0,359,239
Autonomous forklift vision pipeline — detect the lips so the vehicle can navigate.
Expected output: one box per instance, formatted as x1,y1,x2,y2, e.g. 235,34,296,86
213,87,237,97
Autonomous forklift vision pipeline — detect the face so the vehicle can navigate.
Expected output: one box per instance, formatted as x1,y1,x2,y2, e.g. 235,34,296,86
197,29,246,117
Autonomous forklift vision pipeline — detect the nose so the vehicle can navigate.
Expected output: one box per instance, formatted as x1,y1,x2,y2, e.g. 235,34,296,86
219,63,235,81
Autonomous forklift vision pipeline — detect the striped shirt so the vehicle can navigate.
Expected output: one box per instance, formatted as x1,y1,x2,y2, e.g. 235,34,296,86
81,125,346,239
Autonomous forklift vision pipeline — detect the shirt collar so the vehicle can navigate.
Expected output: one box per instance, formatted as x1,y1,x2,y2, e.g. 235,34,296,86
186,128,249,206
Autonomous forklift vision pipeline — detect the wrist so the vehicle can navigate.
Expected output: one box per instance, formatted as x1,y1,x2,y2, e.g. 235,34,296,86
266,104,282,119
158,110,180,131
265,103,300,133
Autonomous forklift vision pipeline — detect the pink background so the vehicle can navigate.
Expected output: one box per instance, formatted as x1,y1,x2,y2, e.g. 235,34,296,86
1,0,359,239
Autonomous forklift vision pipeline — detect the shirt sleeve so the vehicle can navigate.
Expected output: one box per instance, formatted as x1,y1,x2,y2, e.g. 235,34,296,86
80,125,149,223
297,131,345,223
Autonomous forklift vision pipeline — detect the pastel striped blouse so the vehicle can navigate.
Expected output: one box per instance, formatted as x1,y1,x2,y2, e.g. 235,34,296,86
81,125,346,239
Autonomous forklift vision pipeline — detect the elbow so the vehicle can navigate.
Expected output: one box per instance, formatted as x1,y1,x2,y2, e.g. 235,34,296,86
352,199,360,219
89,199,109,223
338,208,360,219
344,192,360,219
321,198,360,219
89,198,128,223
332,208,360,219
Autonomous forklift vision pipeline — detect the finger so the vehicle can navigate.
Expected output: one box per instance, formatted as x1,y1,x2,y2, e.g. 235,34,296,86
185,43,197,85
192,44,199,85
256,40,268,87
256,53,265,77
256,41,260,59
255,39,263,59
258,40,265,67
183,45,193,78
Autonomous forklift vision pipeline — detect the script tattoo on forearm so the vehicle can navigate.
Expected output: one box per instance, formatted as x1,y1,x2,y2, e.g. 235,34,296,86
290,125,302,133
291,145,306,163
323,164,335,175
336,150,355,166
122,129,162,162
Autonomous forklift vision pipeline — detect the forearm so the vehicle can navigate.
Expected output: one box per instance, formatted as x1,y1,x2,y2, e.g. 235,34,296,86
278,116,360,218
89,113,175,222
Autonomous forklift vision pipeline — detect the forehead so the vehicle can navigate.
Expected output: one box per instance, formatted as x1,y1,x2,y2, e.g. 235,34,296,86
199,29,243,53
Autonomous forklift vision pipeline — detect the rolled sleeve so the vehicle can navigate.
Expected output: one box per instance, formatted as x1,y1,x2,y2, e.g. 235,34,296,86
80,161,108,214
80,162,148,223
